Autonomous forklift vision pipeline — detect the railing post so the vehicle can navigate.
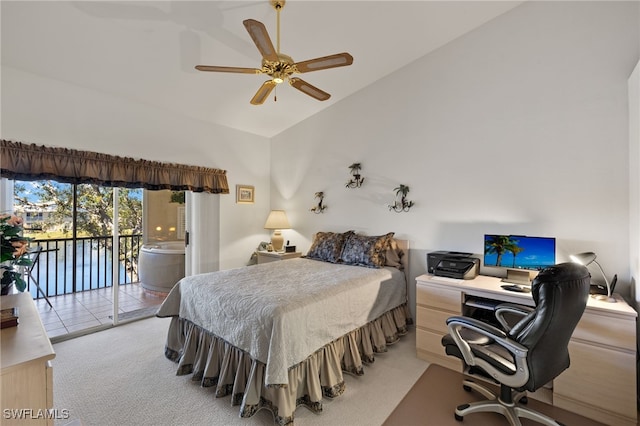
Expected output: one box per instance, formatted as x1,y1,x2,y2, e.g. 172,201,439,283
72,184,77,293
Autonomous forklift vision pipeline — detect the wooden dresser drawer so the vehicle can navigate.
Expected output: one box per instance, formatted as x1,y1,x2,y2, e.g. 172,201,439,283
416,328,448,357
572,310,636,351
416,328,461,370
416,306,451,334
416,283,461,312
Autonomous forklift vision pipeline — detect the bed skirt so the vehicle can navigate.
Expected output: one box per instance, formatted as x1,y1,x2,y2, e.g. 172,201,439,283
162,303,411,425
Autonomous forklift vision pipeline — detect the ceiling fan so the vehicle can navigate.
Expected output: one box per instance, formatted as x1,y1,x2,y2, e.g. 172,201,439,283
195,0,353,105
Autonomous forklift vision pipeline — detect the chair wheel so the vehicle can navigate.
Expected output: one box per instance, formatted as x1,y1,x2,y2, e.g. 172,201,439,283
455,413,463,421
462,385,472,392
520,396,528,404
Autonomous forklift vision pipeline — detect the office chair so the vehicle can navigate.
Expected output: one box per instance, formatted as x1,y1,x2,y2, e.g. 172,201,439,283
441,262,590,426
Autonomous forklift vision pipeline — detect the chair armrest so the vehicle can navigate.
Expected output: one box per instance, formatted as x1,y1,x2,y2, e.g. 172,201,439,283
446,315,530,388
494,303,534,331
446,315,508,339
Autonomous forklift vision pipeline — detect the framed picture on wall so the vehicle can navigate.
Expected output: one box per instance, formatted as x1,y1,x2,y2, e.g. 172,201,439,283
236,185,255,204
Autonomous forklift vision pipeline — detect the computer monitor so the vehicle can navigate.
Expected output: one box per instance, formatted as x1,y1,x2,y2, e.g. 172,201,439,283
483,234,556,286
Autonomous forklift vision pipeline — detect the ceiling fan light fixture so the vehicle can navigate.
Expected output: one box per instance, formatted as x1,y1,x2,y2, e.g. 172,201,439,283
272,72,285,84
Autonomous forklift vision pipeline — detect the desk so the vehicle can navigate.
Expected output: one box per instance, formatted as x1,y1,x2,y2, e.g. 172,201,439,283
1,293,56,425
416,274,637,426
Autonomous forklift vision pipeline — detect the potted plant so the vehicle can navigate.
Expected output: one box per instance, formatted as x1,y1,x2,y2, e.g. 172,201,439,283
1,214,32,295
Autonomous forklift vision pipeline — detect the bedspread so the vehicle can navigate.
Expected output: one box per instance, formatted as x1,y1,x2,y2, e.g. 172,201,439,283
157,257,406,386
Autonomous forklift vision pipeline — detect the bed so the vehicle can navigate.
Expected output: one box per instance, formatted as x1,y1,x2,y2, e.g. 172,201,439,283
157,231,411,425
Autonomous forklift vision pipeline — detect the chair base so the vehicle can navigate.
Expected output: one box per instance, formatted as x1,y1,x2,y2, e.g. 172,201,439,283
455,379,564,426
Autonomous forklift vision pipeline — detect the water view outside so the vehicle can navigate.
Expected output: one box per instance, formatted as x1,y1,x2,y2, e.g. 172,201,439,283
13,180,143,299
28,236,141,298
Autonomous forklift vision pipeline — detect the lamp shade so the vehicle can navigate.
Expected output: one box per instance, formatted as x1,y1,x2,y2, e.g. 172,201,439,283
570,252,597,266
264,210,290,230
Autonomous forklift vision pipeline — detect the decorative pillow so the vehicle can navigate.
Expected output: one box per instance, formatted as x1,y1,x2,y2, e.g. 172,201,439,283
306,231,354,263
385,238,405,269
341,232,395,268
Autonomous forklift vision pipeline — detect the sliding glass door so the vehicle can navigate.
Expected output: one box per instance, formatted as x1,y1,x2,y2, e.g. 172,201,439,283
11,179,145,333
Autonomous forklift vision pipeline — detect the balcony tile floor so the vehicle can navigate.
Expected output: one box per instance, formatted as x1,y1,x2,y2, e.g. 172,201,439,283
34,283,166,341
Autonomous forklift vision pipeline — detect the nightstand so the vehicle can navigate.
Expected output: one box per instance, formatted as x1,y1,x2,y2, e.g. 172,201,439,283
256,251,302,264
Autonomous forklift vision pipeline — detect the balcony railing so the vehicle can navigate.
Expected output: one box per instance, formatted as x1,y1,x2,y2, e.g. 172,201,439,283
27,234,142,299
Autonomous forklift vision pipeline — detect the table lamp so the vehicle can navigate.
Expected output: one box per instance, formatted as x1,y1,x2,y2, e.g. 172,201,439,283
264,210,290,252
569,251,616,303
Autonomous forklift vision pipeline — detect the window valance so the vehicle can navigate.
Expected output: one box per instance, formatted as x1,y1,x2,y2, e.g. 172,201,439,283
0,140,229,194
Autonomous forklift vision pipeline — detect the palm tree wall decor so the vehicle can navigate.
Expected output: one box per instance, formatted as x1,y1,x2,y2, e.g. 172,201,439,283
310,191,327,214
388,184,414,212
345,163,364,188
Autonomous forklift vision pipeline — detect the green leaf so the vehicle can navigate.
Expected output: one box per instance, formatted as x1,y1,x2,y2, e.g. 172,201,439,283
14,275,27,292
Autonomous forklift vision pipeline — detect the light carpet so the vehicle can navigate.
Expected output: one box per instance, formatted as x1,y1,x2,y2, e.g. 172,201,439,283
52,316,429,426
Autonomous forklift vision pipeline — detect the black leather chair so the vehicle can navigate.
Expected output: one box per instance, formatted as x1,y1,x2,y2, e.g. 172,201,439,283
441,262,590,426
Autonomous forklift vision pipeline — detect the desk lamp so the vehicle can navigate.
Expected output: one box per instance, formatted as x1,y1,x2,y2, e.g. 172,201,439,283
569,252,616,303
264,210,290,252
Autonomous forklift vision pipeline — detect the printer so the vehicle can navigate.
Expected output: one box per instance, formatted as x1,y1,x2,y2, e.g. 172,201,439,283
427,251,480,280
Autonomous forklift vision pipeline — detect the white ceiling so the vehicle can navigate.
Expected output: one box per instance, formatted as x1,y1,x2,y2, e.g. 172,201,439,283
1,1,523,138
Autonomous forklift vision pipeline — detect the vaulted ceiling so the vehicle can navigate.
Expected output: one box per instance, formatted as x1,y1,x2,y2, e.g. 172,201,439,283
1,1,523,138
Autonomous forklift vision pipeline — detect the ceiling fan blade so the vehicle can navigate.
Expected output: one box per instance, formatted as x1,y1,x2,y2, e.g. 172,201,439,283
250,80,277,105
195,65,261,74
294,53,354,73
243,19,279,62
289,78,331,101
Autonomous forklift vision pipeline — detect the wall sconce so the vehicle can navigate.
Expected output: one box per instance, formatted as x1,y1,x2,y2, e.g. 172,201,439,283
570,251,617,303
310,192,327,214
388,184,414,213
345,163,364,188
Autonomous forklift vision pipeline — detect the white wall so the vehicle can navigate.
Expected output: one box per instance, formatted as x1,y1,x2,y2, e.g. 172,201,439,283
630,60,640,305
271,1,640,315
1,67,272,270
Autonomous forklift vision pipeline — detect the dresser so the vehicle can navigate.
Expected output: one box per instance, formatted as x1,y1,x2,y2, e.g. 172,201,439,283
416,274,638,426
1,292,56,425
